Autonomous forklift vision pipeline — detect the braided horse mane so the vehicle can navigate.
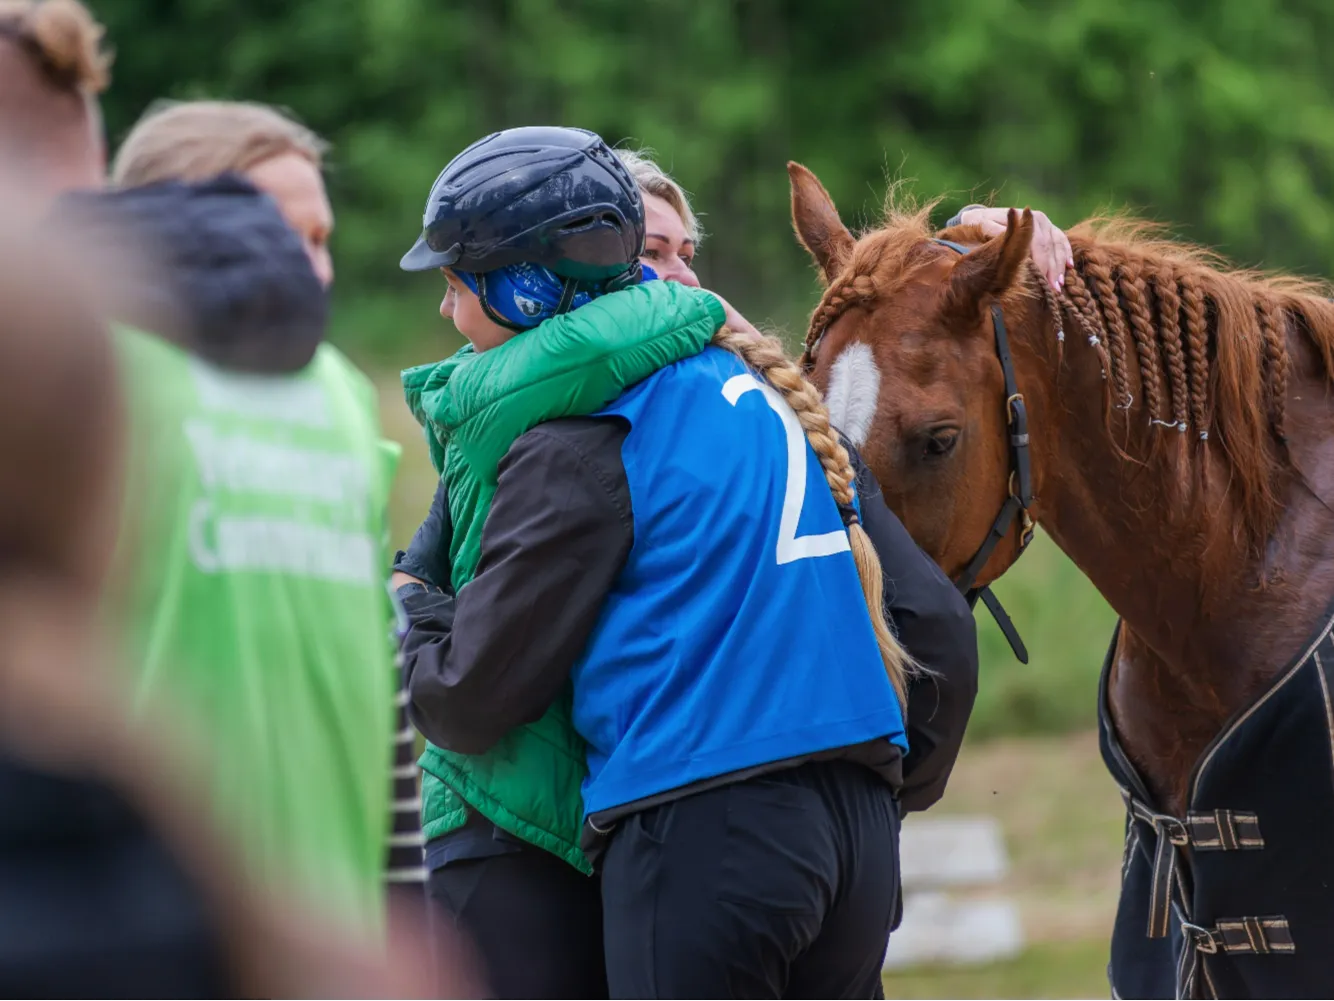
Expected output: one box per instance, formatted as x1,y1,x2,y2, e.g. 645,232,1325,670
803,196,1334,548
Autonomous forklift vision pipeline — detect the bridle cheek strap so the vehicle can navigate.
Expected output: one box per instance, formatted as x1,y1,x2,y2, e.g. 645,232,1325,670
931,240,1036,663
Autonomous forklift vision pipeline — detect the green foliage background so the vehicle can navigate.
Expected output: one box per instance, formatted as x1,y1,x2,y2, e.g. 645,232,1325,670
97,0,1330,737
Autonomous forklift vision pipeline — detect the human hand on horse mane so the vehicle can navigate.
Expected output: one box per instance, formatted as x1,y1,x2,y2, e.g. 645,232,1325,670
955,206,1072,292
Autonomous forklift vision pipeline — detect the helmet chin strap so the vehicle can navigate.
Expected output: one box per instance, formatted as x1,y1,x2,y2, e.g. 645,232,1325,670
553,263,643,317
554,277,581,315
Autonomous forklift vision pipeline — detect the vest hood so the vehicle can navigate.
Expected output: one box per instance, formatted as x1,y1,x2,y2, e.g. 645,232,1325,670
49,174,327,374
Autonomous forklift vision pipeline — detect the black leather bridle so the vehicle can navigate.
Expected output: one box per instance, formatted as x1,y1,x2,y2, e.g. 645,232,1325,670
931,238,1035,663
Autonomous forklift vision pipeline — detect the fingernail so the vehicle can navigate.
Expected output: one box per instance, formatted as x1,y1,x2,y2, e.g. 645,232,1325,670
1057,275,1065,288
1067,256,1075,267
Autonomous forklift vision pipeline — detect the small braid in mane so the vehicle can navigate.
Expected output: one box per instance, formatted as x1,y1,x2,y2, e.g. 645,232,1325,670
1062,265,1114,377
1180,276,1211,438
1257,300,1289,442
1119,263,1167,423
1084,252,1135,408
712,325,913,704
1153,267,1190,431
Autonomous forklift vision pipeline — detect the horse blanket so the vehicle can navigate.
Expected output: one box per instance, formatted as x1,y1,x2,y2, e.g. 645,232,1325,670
1100,609,1334,998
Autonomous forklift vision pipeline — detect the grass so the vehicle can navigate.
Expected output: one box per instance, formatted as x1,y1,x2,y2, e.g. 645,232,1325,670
883,730,1125,999
884,938,1111,1000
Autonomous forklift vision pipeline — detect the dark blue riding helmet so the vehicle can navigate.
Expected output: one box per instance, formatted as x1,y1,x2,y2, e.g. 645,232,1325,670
400,126,645,287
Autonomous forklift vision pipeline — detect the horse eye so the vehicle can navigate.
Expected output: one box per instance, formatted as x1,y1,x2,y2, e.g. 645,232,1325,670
922,428,960,459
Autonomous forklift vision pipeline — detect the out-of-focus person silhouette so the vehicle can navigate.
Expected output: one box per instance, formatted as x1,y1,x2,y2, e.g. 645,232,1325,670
49,172,410,938
0,0,107,209
109,98,428,912
0,2,464,992
4,0,420,947
0,188,456,997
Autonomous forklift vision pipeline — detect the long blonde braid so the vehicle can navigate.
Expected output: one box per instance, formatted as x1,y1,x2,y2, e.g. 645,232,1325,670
711,326,914,705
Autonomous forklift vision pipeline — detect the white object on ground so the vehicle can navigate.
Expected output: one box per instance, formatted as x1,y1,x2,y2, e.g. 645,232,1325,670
883,815,1025,970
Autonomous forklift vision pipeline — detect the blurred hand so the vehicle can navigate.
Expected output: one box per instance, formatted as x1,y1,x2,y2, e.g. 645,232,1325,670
959,206,1072,291
709,291,763,339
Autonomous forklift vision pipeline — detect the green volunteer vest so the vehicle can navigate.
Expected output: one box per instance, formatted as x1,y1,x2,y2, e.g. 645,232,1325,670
112,326,400,930
404,281,725,872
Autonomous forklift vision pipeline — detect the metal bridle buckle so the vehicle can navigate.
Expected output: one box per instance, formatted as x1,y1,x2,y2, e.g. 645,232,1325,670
1006,392,1025,423
1020,510,1035,548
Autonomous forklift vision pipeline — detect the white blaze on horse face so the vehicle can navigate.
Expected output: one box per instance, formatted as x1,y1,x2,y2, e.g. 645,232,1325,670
825,342,881,448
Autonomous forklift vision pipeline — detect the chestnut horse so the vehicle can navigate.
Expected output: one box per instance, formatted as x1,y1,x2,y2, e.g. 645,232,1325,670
787,162,1334,997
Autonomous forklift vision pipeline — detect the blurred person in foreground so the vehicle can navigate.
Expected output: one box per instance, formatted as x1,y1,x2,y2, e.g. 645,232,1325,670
55,170,410,935
109,98,428,913
0,0,105,204
0,185,446,998
2,0,428,959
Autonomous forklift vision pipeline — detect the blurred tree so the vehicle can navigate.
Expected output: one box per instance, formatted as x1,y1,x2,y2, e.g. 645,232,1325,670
97,0,1334,360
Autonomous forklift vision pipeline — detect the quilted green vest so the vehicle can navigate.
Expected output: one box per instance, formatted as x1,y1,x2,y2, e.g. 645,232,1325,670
403,280,724,871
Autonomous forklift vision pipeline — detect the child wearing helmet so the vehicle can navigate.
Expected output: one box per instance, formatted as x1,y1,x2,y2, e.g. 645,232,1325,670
393,126,978,998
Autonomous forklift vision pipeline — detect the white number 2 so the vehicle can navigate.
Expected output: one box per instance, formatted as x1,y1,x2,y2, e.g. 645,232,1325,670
722,374,852,566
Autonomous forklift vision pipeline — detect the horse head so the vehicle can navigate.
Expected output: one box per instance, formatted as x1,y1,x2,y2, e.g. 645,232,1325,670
789,159,1334,807
787,162,1053,589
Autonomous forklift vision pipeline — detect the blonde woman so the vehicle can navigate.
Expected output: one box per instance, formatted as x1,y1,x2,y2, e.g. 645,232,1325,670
391,126,979,998
113,100,335,286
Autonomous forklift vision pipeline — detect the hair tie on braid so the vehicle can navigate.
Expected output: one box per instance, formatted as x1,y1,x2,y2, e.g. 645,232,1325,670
838,500,860,528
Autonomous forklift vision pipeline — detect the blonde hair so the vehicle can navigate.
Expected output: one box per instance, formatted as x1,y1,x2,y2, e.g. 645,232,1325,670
112,99,328,187
0,0,110,94
711,327,914,704
615,147,701,243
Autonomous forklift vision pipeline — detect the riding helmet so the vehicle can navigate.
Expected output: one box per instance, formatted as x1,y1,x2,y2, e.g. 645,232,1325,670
399,126,645,283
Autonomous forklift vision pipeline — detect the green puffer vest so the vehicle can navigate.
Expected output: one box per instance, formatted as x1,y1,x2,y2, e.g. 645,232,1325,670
403,280,725,872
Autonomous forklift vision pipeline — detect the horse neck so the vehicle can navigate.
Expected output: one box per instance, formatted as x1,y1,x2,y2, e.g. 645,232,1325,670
996,273,1334,809
1012,295,1334,693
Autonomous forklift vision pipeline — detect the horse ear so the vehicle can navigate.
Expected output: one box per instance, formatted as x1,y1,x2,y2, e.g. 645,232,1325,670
944,208,1035,323
788,161,855,283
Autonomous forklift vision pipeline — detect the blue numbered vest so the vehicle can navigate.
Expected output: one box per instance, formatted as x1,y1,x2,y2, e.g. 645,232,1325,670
575,347,907,816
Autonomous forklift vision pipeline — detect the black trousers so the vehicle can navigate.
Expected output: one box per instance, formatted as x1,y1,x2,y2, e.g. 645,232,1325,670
602,760,900,999
428,847,608,999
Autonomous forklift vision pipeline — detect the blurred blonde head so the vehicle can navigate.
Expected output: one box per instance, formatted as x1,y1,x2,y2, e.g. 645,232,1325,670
0,0,111,201
112,100,336,285
0,179,446,1000
111,100,327,186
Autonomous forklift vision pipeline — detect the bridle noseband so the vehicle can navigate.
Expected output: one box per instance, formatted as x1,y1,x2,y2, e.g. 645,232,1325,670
931,238,1034,663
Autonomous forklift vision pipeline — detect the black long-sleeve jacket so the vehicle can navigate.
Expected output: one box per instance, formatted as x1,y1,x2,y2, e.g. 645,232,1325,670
395,417,978,814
